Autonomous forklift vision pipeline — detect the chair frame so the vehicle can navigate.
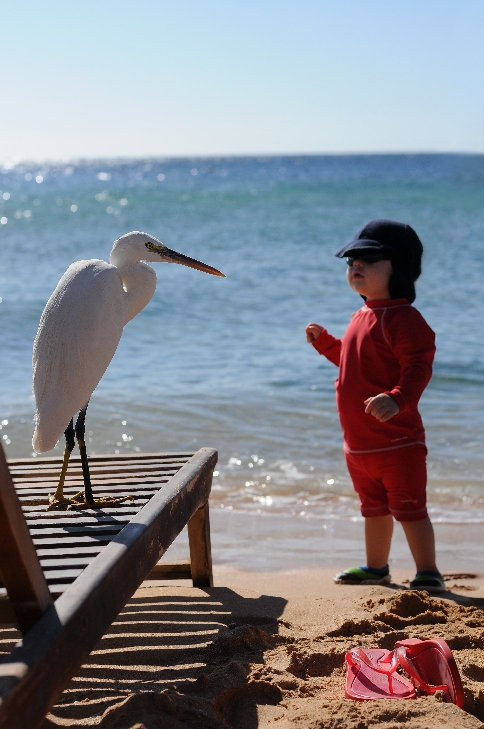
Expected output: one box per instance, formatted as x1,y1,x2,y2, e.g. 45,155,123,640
0,444,216,729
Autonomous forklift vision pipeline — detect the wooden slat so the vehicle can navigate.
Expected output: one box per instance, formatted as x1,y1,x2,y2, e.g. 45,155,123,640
15,469,177,481
8,450,194,462
0,447,217,729
145,561,192,580
39,558,94,569
18,475,156,487
12,460,181,470
16,477,172,491
35,545,109,557
15,471,179,483
17,470,168,480
42,569,84,583
22,494,152,503
46,584,82,596
23,506,147,519
32,532,113,548
7,453,193,473
25,515,131,527
0,446,53,633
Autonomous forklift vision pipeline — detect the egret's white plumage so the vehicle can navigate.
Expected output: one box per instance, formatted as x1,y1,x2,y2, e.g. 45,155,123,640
33,231,223,453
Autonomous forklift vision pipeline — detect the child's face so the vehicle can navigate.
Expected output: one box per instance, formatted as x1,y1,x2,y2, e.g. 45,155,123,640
346,256,392,300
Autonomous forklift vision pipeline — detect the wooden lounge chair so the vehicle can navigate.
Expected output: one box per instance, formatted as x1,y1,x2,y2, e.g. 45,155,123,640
0,443,217,729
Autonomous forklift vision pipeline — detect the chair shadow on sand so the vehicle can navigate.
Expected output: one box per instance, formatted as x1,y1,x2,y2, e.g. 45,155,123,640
35,585,288,729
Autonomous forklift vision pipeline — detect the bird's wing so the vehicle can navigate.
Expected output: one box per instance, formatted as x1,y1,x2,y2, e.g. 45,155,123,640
33,260,125,452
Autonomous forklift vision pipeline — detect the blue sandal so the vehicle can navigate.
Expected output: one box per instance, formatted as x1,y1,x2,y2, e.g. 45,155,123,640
409,571,445,593
334,565,391,585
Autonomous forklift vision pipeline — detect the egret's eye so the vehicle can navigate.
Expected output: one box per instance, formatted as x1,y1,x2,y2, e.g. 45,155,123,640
145,241,164,253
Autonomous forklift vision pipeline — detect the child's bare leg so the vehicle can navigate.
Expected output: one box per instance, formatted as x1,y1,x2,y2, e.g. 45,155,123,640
400,517,438,573
365,515,393,569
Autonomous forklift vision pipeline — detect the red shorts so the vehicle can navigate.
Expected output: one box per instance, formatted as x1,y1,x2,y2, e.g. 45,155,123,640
345,445,428,522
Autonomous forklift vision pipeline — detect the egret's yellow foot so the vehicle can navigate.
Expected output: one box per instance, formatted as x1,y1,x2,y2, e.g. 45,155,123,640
47,494,79,510
66,495,135,511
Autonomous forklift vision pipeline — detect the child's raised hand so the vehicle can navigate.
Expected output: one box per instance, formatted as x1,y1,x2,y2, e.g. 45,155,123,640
306,323,324,343
364,394,399,422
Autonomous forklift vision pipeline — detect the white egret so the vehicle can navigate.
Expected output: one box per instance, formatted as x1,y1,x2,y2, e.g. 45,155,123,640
33,231,224,508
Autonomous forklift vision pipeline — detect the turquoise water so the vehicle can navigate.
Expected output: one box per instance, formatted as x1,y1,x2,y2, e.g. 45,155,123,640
1,155,483,539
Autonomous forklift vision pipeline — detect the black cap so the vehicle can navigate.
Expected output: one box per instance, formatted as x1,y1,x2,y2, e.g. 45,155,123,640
335,219,423,302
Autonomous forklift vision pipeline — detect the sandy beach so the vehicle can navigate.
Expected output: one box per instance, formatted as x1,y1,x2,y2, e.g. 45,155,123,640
0,567,472,728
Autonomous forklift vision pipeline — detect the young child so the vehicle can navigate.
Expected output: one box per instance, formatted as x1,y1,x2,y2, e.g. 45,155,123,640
306,219,444,592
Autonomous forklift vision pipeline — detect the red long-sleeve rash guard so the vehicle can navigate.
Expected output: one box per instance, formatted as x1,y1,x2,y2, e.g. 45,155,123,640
312,298,436,454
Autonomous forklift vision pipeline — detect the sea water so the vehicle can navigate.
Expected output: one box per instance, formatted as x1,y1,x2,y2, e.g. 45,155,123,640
1,155,483,569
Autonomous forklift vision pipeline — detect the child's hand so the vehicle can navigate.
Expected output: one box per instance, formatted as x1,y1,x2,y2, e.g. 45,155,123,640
364,394,399,422
306,323,324,343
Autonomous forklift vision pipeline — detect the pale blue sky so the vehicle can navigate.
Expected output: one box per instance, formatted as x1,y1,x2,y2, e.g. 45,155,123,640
2,0,484,160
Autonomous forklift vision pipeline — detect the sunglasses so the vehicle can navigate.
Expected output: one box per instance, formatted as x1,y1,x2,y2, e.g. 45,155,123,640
346,253,388,266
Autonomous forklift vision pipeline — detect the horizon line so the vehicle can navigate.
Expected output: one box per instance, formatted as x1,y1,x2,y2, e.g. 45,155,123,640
1,150,483,168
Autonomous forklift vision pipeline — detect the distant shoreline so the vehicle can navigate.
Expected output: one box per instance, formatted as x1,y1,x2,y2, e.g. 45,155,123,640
2,151,483,167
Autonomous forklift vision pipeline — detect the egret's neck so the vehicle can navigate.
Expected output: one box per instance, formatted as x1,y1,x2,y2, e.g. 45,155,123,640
116,261,157,324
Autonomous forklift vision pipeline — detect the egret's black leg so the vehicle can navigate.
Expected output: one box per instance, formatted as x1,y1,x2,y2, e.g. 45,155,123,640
75,402,94,505
51,418,75,502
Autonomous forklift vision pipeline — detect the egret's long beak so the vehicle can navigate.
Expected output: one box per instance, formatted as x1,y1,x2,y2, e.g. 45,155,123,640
164,248,225,277
146,242,225,277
